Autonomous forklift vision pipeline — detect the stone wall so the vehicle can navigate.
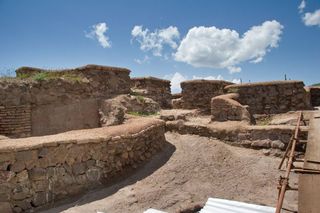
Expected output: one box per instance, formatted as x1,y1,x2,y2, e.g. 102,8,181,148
131,77,172,109
166,120,308,151
0,105,31,138
0,118,166,212
179,80,233,113
0,65,131,137
225,81,310,114
211,93,253,124
309,86,320,107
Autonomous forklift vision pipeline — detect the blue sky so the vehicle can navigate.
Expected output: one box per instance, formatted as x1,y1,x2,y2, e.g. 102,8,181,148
0,0,319,92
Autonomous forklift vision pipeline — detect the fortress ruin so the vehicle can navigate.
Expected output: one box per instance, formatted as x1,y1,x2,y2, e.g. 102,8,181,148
0,64,319,212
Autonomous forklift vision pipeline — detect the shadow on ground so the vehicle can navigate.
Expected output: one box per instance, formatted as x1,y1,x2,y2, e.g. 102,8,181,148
40,140,176,213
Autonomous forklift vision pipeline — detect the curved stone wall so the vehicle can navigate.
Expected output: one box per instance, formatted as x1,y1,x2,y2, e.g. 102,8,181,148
0,118,166,212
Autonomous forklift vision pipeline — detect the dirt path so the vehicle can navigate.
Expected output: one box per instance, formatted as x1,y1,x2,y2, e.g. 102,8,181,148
42,133,298,213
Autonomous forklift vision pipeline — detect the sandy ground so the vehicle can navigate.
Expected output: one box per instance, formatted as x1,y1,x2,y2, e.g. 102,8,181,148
41,132,298,213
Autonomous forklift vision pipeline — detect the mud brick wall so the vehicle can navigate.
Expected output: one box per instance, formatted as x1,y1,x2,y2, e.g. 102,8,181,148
225,81,310,114
131,77,172,109
180,80,233,113
0,105,31,138
0,65,131,137
309,86,320,107
0,118,166,213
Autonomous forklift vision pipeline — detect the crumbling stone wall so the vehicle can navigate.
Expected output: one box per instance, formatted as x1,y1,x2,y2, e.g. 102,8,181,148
225,81,310,114
179,80,233,113
131,77,172,109
211,93,253,124
0,65,131,137
0,118,165,212
0,105,31,138
309,86,320,107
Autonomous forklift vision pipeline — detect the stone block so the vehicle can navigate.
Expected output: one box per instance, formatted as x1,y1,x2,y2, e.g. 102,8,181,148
72,162,87,175
16,150,37,162
29,168,46,181
251,140,271,149
0,202,12,213
10,161,25,173
31,192,47,207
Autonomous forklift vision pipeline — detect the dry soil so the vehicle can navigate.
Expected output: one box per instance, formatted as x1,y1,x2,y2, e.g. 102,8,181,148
42,132,298,213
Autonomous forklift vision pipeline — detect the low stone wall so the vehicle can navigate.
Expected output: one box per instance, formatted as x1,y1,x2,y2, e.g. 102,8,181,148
180,80,233,113
131,77,172,109
165,120,308,151
211,94,252,124
0,65,131,137
225,81,310,114
0,118,166,212
0,105,31,138
309,86,320,107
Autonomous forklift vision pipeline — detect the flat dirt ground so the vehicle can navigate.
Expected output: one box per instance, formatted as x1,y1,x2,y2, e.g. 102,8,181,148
42,132,298,213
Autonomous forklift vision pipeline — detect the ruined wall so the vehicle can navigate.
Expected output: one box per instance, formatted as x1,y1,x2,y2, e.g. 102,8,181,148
0,118,166,212
309,86,320,107
211,93,253,124
0,65,131,137
179,80,233,113
225,81,310,114
131,77,172,109
0,105,31,138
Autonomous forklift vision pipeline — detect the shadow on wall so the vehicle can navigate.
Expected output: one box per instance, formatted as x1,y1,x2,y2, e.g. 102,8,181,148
40,140,176,213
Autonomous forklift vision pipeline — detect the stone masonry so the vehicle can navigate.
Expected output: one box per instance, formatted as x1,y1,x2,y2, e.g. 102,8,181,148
225,81,310,114
177,80,233,113
0,105,31,138
308,86,320,107
0,65,131,137
211,93,253,124
131,77,172,109
0,117,166,213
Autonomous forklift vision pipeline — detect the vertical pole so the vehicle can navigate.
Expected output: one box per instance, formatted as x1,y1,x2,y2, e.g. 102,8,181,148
275,112,302,213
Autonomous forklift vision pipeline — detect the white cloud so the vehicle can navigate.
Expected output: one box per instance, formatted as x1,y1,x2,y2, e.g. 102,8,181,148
192,74,224,80
86,22,111,48
164,72,240,93
303,9,320,26
232,78,241,84
298,0,306,13
174,20,283,73
134,55,150,64
164,72,187,92
131,25,180,56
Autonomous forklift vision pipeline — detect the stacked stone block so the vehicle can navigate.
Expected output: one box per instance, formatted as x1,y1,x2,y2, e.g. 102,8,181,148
0,105,31,138
309,86,320,107
211,94,252,123
131,77,172,109
179,80,233,113
0,65,131,137
225,81,310,114
0,118,165,212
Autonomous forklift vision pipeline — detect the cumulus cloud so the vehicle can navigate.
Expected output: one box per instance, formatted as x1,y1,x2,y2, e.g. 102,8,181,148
298,0,306,13
131,25,180,56
134,55,150,64
303,9,320,26
192,74,224,80
86,22,111,48
164,72,187,92
164,72,240,93
174,20,283,73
